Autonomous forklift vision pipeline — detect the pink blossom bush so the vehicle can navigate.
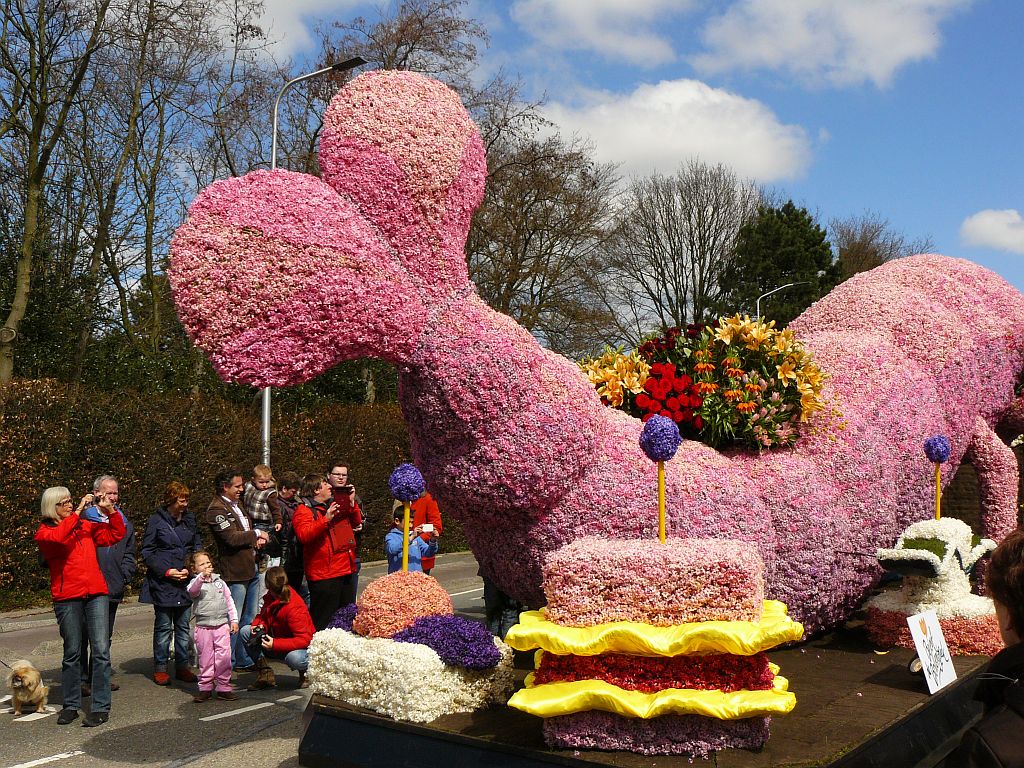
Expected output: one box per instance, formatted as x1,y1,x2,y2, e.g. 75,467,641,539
169,69,1024,635
543,538,764,626
864,608,1002,656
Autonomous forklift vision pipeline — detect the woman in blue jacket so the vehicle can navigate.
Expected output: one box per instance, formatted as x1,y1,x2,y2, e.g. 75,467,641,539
140,481,203,686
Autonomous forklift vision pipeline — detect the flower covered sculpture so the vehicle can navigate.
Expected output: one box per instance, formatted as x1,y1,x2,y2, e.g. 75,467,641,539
169,69,1024,635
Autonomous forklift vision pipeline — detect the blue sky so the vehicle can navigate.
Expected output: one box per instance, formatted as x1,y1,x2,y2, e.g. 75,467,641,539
261,0,1024,290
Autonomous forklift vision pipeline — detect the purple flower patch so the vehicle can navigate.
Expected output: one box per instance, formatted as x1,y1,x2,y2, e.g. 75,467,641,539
326,603,358,631
639,414,683,462
923,435,951,463
393,614,501,670
389,463,426,502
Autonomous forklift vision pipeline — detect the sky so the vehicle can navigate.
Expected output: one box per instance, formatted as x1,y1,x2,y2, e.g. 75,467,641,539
258,0,1024,291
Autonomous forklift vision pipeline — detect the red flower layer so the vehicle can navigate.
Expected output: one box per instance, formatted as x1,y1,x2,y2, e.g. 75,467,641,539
533,652,774,693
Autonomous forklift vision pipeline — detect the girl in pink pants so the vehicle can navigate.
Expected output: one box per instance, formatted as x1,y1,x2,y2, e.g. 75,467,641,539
186,552,239,701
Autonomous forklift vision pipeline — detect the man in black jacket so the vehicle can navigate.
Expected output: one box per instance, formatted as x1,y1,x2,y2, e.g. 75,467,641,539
81,474,137,696
948,528,1024,767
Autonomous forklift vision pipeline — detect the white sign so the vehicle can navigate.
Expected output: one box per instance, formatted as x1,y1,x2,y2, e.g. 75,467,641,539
907,610,957,694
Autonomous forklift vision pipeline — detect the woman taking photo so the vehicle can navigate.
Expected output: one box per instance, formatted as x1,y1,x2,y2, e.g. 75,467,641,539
35,486,125,727
140,481,203,686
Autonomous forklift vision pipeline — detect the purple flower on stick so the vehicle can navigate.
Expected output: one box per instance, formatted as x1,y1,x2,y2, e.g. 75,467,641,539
639,415,683,462
389,463,426,502
923,435,951,463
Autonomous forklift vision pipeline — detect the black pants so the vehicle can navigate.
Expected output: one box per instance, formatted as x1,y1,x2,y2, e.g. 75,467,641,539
308,574,357,631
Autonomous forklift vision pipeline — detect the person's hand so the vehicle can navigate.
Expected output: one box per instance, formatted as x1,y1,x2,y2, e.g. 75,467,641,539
96,493,115,512
347,485,357,502
230,621,239,634
413,525,424,536
76,494,94,515
261,635,274,651
352,524,363,533
325,501,339,521
203,561,214,577
274,523,282,532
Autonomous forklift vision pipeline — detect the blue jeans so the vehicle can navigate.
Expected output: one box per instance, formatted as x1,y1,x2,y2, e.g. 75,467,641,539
228,576,261,669
153,604,191,671
239,625,308,672
54,596,111,713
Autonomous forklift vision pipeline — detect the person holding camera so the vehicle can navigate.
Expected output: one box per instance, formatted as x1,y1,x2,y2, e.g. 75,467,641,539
292,473,361,630
80,474,136,698
240,566,315,690
35,486,126,727
327,463,363,586
409,490,442,575
386,501,438,574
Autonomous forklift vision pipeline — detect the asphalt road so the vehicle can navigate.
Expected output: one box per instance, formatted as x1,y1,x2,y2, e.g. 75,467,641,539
0,552,486,768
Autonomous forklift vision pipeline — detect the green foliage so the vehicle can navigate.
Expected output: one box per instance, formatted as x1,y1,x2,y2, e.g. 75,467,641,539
901,537,948,560
0,378,463,611
715,201,841,327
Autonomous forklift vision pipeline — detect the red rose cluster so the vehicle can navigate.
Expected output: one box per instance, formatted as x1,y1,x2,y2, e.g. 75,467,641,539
634,362,704,427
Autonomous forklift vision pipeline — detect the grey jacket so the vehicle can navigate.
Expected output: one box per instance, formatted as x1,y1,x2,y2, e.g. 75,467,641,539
186,572,237,627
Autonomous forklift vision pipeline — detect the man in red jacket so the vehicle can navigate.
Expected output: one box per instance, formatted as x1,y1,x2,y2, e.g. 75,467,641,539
36,486,126,727
292,473,361,630
241,566,315,689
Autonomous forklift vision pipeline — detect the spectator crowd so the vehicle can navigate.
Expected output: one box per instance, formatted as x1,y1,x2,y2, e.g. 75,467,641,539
32,461,443,727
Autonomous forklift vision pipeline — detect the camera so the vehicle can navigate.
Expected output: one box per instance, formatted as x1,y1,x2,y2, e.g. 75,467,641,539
249,625,266,647
338,485,354,494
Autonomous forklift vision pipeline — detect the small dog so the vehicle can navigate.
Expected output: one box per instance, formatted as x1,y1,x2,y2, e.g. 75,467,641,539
7,660,48,715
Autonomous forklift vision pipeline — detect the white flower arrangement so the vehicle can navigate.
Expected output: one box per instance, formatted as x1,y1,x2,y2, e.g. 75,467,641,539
868,516,997,620
308,628,516,723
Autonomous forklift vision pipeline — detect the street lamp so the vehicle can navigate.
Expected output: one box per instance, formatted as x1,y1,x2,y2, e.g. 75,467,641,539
260,56,367,466
755,281,809,321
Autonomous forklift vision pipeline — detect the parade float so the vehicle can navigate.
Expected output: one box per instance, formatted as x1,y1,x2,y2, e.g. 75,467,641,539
168,68,1024,765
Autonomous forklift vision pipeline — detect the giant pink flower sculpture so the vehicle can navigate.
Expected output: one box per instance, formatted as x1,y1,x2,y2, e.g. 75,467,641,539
169,70,1024,634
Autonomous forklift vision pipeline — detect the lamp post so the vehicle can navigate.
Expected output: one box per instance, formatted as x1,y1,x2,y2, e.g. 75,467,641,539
755,281,809,321
260,56,367,466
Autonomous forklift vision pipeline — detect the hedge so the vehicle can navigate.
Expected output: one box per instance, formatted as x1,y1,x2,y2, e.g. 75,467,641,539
0,379,466,611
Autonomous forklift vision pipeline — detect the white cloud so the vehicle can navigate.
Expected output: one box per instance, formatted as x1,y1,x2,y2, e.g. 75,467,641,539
960,210,1024,255
510,0,696,68
691,0,972,87
257,0,362,58
542,79,812,182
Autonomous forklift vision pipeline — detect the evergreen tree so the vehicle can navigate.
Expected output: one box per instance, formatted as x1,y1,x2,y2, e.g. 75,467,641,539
715,201,840,327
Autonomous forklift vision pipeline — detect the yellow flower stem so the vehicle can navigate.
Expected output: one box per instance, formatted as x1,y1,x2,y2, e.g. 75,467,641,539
402,501,412,571
658,461,666,543
934,463,942,520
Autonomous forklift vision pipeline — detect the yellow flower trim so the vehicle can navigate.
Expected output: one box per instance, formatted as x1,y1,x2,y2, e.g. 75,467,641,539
505,600,804,657
507,672,796,720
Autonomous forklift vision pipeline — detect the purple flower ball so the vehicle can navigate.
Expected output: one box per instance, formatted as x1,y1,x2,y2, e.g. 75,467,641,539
639,415,683,462
389,463,426,502
923,435,951,464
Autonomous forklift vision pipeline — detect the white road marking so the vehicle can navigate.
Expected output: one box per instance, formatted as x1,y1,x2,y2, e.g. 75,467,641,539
198,701,275,721
275,695,302,703
0,694,10,703
7,751,84,768
14,710,55,721
449,587,484,597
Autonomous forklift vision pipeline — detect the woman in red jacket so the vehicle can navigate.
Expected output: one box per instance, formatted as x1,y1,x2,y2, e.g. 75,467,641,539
241,566,315,689
292,473,361,631
35,486,126,727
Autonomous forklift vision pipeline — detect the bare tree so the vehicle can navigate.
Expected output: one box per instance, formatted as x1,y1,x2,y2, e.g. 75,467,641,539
602,159,763,344
0,0,114,385
830,210,935,280
467,134,619,357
